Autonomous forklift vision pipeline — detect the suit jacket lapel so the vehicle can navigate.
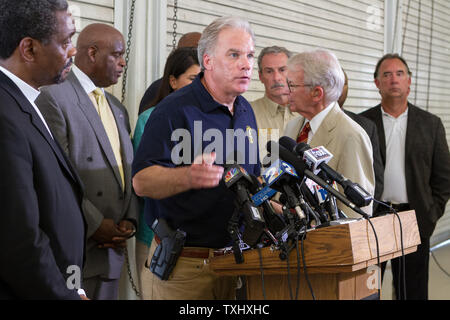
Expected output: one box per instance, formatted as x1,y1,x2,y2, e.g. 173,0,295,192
0,72,79,184
372,105,386,166
310,102,339,148
404,102,416,165
284,115,304,141
67,72,124,190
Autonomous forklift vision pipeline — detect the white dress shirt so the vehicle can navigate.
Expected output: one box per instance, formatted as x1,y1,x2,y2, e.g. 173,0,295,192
0,65,53,138
381,106,409,203
71,64,97,95
302,101,335,143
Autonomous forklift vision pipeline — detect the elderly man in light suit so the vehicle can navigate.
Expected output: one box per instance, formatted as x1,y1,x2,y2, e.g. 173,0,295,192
36,23,138,300
283,49,375,218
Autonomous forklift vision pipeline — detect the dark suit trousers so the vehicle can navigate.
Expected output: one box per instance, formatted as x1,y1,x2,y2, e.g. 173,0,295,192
381,237,430,300
83,276,120,300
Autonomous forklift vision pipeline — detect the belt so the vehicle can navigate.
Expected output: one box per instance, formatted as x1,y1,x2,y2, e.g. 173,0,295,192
387,202,411,212
154,235,228,259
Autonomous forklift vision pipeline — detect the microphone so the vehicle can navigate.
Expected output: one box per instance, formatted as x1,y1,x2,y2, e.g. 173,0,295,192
261,159,306,221
266,140,307,180
313,181,340,221
270,138,369,219
249,175,286,233
294,142,372,208
299,182,329,223
223,163,265,246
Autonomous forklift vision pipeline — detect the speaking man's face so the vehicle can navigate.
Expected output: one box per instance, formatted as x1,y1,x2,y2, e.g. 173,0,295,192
205,27,255,98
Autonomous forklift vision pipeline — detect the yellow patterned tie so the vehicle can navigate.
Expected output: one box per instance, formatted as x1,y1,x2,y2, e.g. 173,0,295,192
89,88,125,189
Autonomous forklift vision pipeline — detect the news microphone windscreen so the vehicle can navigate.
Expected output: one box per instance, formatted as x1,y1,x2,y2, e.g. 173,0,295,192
278,136,297,152
294,142,310,156
266,140,307,179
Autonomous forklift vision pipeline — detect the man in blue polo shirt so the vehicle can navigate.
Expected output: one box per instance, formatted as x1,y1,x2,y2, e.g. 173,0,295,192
132,16,259,300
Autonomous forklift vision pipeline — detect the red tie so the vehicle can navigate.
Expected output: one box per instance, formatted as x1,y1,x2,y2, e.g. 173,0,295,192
297,122,311,144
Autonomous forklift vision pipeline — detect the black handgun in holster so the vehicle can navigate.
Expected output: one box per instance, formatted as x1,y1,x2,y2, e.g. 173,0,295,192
149,218,186,280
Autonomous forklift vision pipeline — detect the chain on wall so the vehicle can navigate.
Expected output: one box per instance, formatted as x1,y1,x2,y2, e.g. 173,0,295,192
121,0,136,104
172,0,178,50
120,0,141,298
401,0,435,111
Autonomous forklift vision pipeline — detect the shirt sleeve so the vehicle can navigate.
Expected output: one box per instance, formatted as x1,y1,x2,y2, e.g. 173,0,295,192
132,107,179,177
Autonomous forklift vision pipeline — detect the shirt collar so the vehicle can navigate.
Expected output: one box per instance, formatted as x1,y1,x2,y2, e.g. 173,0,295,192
0,65,40,104
308,101,336,135
192,72,248,115
262,94,290,118
381,105,409,120
71,64,97,94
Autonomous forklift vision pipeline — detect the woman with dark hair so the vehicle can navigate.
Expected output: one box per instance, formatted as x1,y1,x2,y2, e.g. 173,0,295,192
132,46,200,299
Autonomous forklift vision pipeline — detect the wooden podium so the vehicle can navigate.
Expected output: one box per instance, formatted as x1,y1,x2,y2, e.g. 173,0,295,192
210,210,420,300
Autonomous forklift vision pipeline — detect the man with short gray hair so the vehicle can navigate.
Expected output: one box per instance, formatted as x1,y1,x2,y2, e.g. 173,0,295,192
284,49,375,218
251,46,298,165
132,16,260,300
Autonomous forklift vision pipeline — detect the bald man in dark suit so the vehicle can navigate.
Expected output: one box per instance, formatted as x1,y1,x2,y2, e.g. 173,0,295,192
36,23,138,300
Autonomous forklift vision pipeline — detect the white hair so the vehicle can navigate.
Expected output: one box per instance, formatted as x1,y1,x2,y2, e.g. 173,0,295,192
197,16,255,70
288,49,345,105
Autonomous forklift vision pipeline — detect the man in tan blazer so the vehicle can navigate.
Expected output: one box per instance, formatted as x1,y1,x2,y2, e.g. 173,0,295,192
250,46,298,165
283,49,374,217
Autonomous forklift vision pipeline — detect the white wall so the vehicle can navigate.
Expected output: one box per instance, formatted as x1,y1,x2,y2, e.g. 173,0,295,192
78,0,449,271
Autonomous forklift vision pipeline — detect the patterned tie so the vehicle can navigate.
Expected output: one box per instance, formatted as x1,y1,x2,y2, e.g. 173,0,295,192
297,121,311,144
89,88,125,189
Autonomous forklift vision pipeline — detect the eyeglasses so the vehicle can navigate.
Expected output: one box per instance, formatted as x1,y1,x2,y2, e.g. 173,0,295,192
287,81,312,93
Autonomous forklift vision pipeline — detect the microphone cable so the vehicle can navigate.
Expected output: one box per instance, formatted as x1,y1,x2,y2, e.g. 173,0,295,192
374,199,407,300
393,209,407,300
300,226,316,300
296,178,315,299
294,231,301,300
285,240,295,300
430,243,450,278
365,215,382,299
256,245,267,300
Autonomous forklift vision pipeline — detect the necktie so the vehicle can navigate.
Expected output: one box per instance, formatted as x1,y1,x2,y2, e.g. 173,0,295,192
297,121,311,144
89,88,125,189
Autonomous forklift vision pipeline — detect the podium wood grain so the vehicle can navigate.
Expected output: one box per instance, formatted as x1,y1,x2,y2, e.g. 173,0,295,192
210,210,420,300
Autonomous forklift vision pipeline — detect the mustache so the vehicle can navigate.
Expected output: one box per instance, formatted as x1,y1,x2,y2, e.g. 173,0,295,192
271,82,286,89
